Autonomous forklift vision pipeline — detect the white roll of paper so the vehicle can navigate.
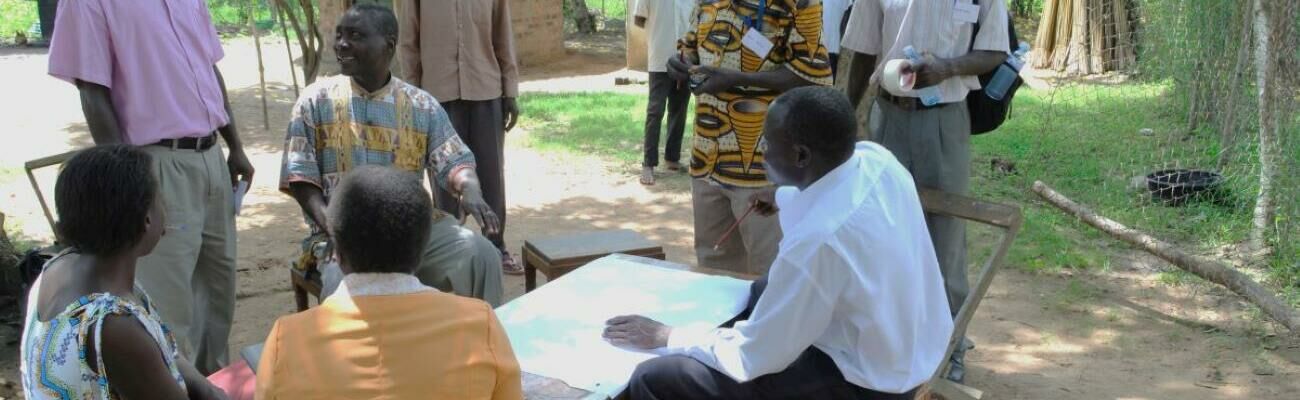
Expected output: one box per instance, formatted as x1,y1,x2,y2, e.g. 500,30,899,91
880,58,916,96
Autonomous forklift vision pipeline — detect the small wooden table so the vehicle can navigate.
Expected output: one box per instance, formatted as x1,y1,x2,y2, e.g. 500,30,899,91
523,230,666,292
518,254,758,399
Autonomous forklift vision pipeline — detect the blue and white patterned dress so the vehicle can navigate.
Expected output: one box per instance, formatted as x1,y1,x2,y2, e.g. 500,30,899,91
19,255,186,399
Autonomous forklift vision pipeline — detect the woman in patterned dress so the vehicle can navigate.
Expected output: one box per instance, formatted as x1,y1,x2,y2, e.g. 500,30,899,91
19,145,227,400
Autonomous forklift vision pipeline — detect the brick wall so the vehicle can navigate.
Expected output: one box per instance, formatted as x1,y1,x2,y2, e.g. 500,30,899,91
511,0,565,66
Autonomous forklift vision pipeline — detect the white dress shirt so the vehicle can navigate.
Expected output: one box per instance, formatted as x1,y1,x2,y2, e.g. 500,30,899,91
822,0,854,54
841,0,1011,103
635,0,696,72
666,141,954,393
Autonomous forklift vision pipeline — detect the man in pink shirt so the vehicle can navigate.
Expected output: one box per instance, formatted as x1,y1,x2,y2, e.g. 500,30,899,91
48,0,253,374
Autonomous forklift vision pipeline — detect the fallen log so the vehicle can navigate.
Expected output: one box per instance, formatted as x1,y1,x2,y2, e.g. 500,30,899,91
1031,181,1300,333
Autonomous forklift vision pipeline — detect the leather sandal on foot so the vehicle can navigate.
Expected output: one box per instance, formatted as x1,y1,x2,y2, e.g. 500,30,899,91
501,250,524,275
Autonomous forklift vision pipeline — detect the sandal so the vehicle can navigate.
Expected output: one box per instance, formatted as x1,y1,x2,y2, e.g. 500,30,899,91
501,249,524,275
665,161,683,172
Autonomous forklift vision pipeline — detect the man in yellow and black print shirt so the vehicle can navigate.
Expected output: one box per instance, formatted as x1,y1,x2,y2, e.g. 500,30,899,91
670,0,832,274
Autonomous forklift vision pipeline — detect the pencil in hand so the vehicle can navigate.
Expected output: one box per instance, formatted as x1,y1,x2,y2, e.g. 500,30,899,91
713,204,757,251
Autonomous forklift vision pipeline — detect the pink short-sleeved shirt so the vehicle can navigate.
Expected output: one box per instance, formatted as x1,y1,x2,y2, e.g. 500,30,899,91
48,0,230,145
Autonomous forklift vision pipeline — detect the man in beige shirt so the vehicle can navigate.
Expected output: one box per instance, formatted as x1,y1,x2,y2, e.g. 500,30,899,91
397,0,522,275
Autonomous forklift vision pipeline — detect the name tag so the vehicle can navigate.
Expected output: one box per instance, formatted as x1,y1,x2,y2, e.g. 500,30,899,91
741,29,775,61
953,2,979,24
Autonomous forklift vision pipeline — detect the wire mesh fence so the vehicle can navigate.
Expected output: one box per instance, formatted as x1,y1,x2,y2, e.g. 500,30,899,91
1024,0,1297,294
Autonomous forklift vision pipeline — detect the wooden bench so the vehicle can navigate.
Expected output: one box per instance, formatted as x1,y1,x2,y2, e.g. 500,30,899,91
523,229,666,292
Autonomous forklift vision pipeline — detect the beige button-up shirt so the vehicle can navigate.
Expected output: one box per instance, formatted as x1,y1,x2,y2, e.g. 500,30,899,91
842,0,1011,103
396,0,520,102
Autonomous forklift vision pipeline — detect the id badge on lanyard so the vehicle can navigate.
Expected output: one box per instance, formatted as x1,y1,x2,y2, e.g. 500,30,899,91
740,0,774,61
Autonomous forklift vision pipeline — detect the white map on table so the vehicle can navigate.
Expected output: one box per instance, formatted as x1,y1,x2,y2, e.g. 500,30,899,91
496,256,751,397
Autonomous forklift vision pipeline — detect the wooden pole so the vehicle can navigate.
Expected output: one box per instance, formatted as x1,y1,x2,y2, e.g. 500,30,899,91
1031,181,1300,333
273,0,301,97
248,0,271,130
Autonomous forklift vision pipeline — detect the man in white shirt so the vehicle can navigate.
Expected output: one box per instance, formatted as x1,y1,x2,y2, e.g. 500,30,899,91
603,87,953,399
635,0,696,185
822,0,853,79
841,0,1010,382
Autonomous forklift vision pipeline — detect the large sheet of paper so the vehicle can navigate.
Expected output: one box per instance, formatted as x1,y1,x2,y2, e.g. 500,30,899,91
497,256,751,397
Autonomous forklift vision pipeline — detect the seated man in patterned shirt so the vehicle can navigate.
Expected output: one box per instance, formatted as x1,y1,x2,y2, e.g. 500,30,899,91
279,4,504,306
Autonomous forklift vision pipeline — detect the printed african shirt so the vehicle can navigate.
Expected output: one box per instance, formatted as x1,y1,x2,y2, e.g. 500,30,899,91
279,75,476,233
680,0,833,188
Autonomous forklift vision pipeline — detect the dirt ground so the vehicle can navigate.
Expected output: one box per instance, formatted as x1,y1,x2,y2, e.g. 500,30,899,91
0,33,1296,399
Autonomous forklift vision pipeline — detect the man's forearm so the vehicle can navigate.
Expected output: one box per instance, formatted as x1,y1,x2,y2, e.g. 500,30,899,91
75,81,124,145
212,66,244,152
289,182,330,232
447,167,482,197
944,50,1006,78
844,51,877,109
730,67,817,93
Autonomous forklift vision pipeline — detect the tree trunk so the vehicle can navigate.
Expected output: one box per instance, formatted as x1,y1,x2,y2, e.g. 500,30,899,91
1216,1,1254,170
569,0,598,34
273,0,325,84
317,0,349,77
1249,0,1278,257
1032,182,1300,333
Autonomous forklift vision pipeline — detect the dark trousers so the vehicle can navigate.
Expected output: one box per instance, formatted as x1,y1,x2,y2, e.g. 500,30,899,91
437,99,507,250
643,72,690,167
830,52,840,82
626,277,920,400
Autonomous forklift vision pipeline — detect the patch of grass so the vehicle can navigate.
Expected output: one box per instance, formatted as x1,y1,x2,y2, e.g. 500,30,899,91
1050,280,1098,313
1156,269,1199,287
0,0,37,39
518,92,694,165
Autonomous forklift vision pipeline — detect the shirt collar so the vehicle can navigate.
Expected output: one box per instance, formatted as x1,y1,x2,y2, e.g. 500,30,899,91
349,75,397,99
331,272,435,299
776,142,879,242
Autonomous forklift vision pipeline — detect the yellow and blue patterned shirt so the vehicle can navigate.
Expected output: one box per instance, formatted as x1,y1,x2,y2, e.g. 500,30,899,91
279,75,476,230
681,0,833,187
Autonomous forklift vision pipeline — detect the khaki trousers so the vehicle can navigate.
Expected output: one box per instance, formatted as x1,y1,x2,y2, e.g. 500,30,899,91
136,143,237,375
692,179,782,275
871,99,971,321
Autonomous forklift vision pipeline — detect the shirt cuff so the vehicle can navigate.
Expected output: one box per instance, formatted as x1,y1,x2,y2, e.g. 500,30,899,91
664,323,715,354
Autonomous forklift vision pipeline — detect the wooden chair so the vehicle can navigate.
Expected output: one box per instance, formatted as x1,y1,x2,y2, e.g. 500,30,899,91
290,265,322,312
917,189,1024,400
523,229,666,292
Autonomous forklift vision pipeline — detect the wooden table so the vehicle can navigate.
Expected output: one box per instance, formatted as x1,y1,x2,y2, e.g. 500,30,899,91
518,254,757,399
524,230,667,292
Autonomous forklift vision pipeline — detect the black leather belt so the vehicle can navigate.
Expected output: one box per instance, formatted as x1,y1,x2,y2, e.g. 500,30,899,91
879,91,949,111
152,133,217,151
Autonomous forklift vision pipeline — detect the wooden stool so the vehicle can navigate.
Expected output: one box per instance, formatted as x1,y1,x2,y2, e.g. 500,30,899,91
523,229,666,292
289,267,322,312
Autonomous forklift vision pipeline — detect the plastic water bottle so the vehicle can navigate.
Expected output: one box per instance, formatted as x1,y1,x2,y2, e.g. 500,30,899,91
985,42,1031,101
902,46,943,106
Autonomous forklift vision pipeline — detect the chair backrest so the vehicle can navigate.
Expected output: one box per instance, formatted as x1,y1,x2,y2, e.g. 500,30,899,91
916,189,1023,387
